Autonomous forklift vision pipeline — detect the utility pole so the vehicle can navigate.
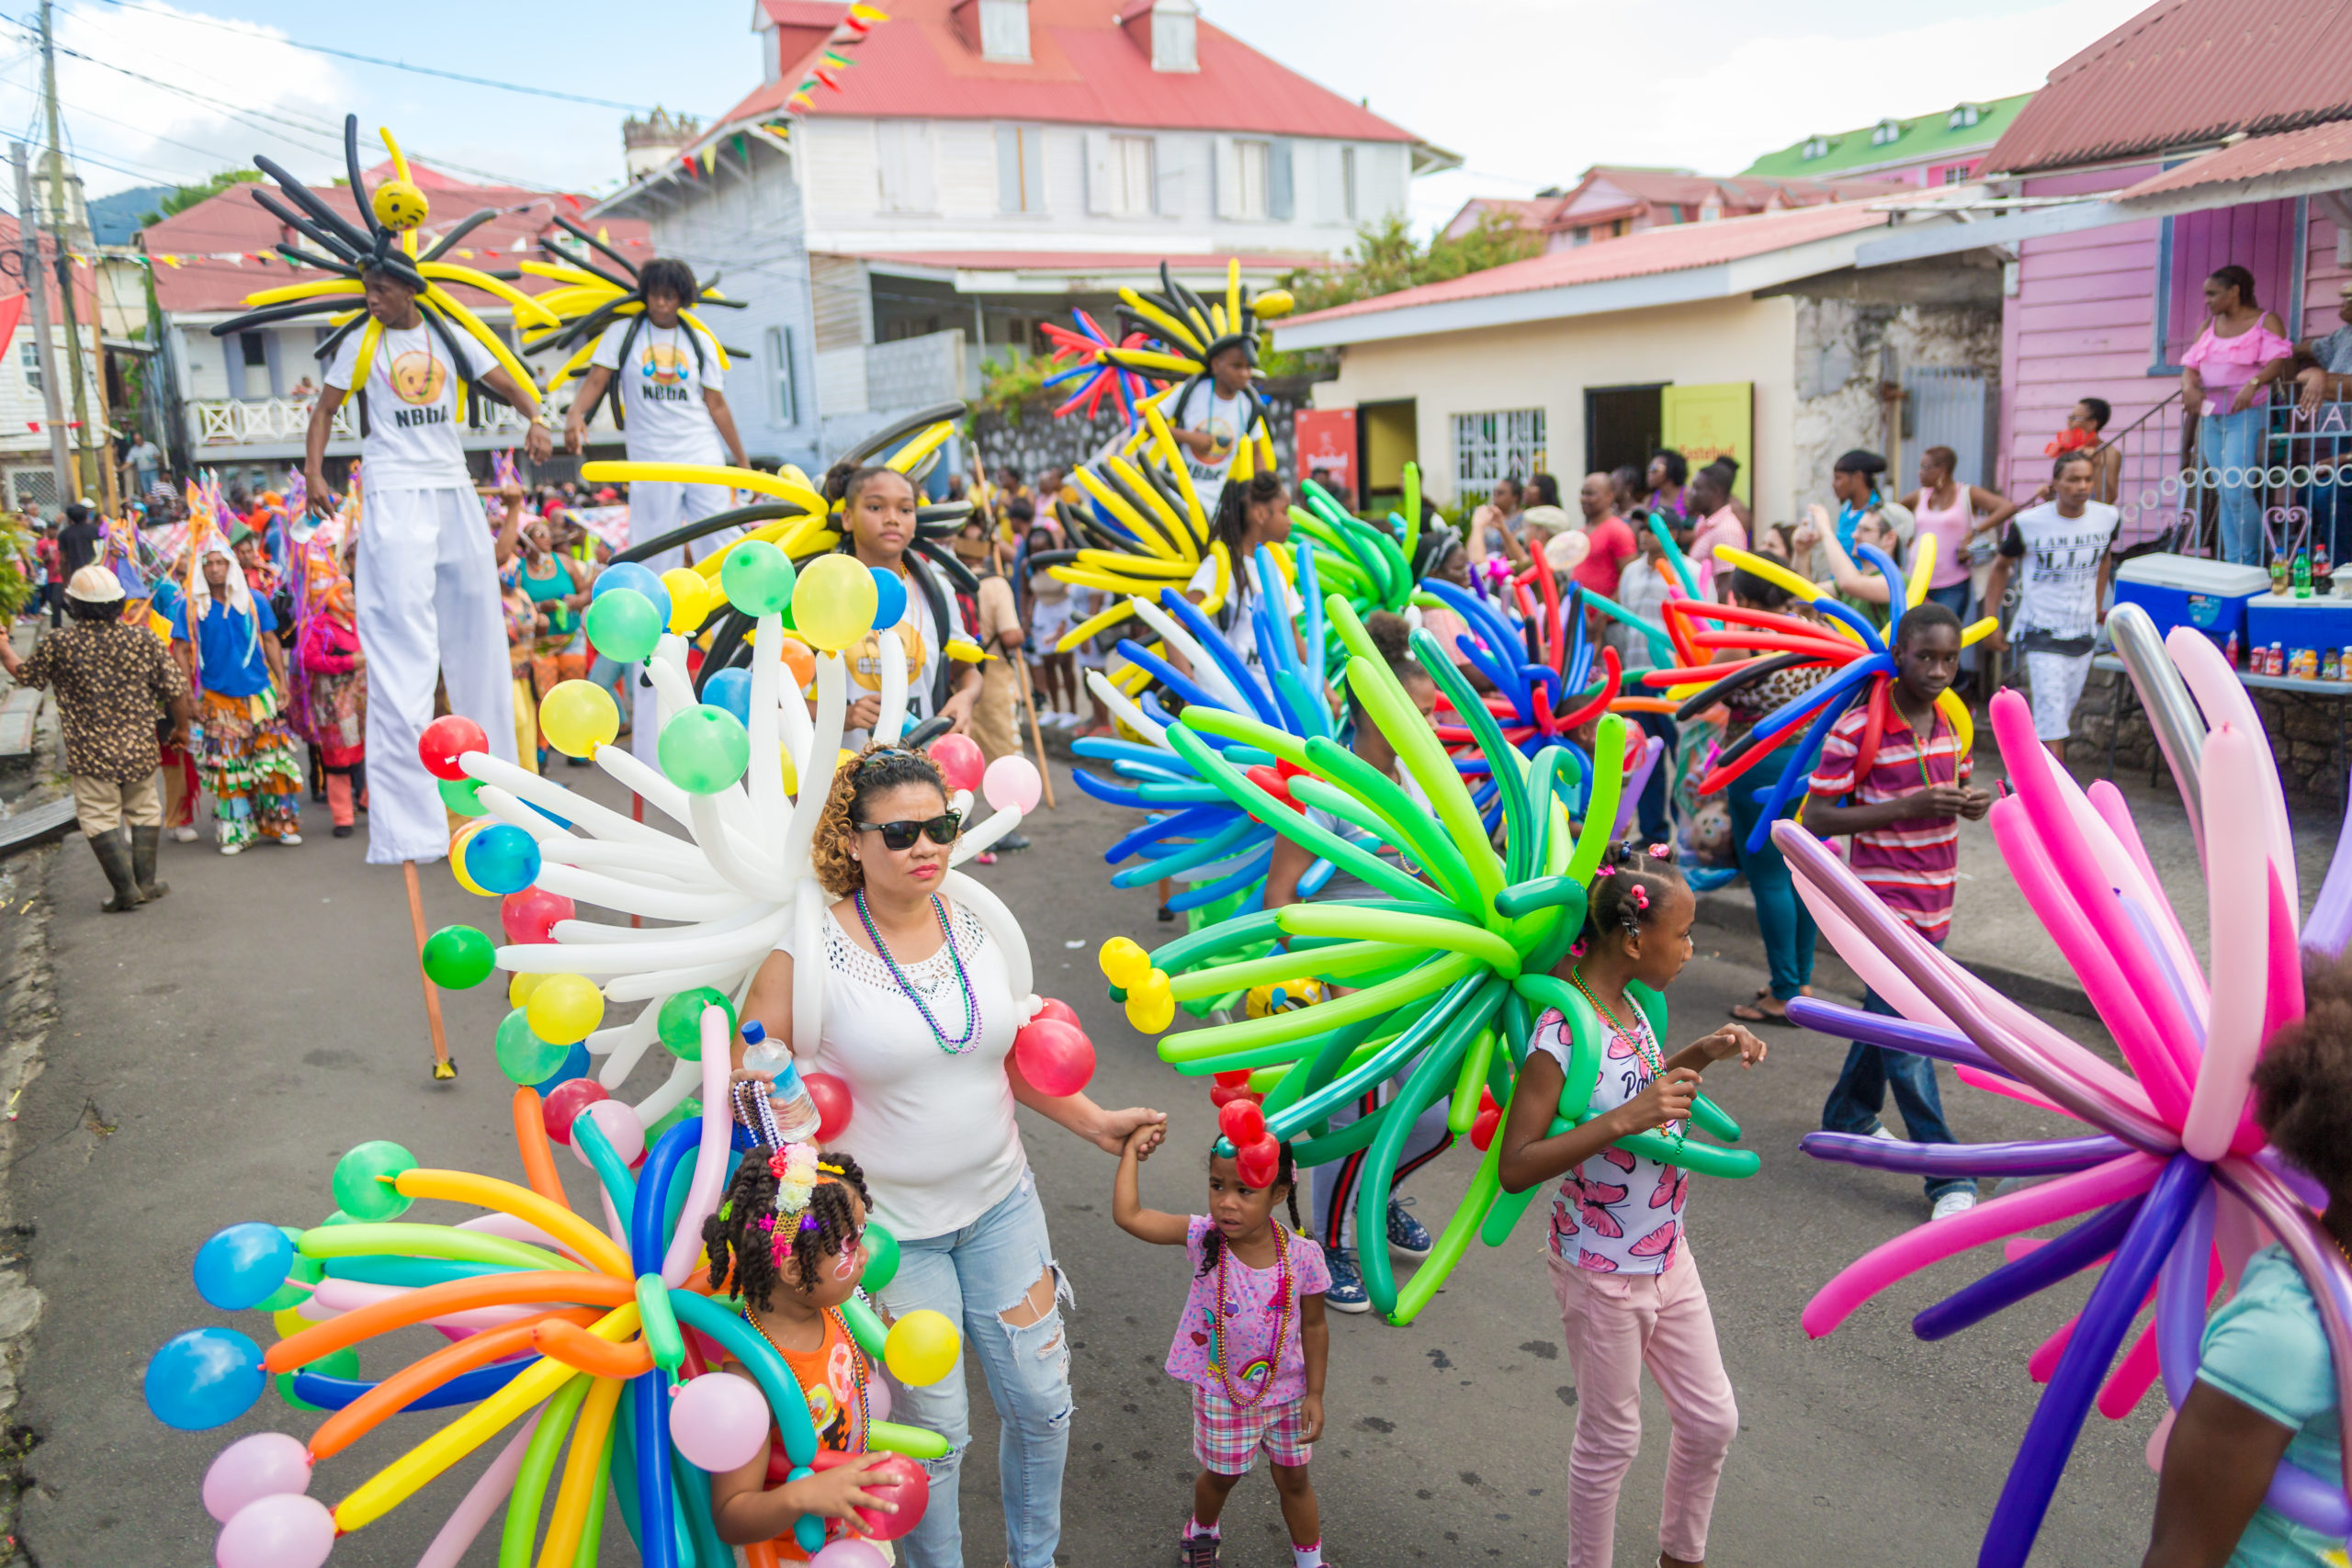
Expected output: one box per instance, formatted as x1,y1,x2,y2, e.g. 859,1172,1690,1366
37,0,95,504
11,144,71,510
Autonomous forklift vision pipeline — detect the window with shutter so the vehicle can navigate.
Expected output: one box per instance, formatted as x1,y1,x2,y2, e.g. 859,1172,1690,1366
1111,135,1154,217
1341,146,1357,221
997,124,1046,214
978,0,1029,62
1233,140,1270,220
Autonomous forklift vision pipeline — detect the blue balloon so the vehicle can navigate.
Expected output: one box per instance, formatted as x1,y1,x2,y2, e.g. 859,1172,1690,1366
526,798,573,830
703,666,752,728
192,1223,293,1312
532,1040,592,1095
593,562,673,629
145,1327,266,1430
870,566,907,633
465,824,542,897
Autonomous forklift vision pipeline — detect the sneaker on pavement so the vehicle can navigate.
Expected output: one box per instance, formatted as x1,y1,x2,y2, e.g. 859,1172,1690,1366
1178,1529,1221,1568
170,826,198,843
1323,1244,1371,1314
219,841,242,856
995,832,1031,852
277,832,303,846
1931,1190,1979,1222
1386,1196,1432,1260
1868,1125,1899,1142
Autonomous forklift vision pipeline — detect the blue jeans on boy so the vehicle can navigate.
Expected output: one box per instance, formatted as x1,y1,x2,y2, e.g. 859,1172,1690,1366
2200,404,2269,565
880,1173,1073,1568
1821,931,1969,1202
1728,741,1816,1002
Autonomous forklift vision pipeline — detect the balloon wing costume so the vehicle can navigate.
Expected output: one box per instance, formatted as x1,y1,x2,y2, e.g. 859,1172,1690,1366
515,224,749,429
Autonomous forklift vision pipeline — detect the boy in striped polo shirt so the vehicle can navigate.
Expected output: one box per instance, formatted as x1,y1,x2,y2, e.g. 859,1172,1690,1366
1805,602,1992,1221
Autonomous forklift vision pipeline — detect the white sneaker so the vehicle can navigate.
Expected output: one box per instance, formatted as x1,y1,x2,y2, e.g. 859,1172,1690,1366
1868,1125,1899,1142
219,841,242,856
1930,1190,1978,1222
277,833,302,846
169,826,198,842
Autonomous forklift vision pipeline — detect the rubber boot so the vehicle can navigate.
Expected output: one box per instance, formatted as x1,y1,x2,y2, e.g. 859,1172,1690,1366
130,824,168,902
90,829,141,912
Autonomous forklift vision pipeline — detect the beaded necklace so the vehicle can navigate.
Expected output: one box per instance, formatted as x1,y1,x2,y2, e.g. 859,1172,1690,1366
740,1302,870,1452
1568,966,1684,1146
854,888,980,1052
1208,1223,1294,1409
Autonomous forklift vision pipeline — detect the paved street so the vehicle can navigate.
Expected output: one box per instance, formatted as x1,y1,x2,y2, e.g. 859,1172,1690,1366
12,758,2162,1565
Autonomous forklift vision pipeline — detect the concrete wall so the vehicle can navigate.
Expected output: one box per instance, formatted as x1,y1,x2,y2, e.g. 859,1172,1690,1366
1792,297,2003,511
1306,293,1803,518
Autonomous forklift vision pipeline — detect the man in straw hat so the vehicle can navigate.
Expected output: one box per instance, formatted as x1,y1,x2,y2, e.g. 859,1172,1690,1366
0,565,191,910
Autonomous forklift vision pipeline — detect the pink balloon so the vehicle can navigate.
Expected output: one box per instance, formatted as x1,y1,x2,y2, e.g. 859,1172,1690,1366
202,1432,312,1524
569,1097,646,1170
2186,723,2269,1162
810,1541,891,1568
215,1493,334,1568
812,1451,929,1540
865,1372,891,1423
981,754,1041,814
929,733,985,794
805,1071,854,1142
670,1372,771,1472
500,886,576,945
1012,1018,1093,1097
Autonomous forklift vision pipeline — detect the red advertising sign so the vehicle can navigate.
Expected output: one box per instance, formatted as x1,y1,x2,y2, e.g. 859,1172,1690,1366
1294,408,1358,506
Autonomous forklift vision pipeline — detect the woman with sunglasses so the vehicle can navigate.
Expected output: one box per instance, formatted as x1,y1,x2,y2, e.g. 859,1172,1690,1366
737,743,1166,1568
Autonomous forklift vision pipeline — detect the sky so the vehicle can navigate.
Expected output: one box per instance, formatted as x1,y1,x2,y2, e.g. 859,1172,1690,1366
0,0,2158,228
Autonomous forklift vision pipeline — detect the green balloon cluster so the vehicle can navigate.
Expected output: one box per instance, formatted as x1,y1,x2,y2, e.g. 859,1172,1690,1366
494,1008,570,1085
583,587,662,664
720,539,797,615
1118,598,1758,1325
656,987,734,1059
420,924,495,989
438,775,489,817
658,705,752,795
332,1140,417,1224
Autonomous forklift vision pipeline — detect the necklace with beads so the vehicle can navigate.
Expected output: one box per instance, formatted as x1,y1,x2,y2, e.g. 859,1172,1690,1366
854,887,980,1052
741,1302,870,1452
1209,1224,1293,1409
1569,966,1684,1145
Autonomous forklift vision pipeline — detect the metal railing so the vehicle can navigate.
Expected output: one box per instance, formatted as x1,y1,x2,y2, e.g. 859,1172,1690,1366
2081,392,2352,563
187,392,616,448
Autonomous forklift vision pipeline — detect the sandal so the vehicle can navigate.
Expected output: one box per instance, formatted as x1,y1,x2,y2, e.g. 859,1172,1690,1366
1730,996,1795,1025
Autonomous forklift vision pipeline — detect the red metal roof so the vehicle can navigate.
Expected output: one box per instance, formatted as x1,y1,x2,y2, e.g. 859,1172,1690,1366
854,248,1323,273
141,165,649,316
2116,118,2352,199
720,0,1426,143
1985,0,2352,175
1283,202,1891,329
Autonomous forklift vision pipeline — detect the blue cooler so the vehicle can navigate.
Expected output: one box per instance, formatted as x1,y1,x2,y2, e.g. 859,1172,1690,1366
2244,592,2352,675
2112,555,2271,652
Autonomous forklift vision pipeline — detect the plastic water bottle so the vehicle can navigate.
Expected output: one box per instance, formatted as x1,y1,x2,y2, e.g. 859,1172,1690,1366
740,1021,822,1144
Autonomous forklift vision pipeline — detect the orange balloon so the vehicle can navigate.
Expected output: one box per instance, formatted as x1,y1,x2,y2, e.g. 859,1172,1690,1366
264,1270,632,1375
535,1317,654,1378
776,635,816,689
307,1308,598,1461
511,1087,570,1210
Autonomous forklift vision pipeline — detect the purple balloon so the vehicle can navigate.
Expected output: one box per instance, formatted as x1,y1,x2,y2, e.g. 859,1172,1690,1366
2301,776,2352,958
2154,1184,2215,1407
2216,1157,2352,1529
1783,998,2010,1077
1912,1197,2143,1343
2266,1458,2352,1539
1802,1131,2126,1179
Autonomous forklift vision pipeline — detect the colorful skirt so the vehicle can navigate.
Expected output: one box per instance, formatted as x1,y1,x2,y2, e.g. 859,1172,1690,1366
198,688,304,848
309,670,366,771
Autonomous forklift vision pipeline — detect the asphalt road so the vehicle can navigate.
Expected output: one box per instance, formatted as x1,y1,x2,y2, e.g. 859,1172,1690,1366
13,759,2160,1566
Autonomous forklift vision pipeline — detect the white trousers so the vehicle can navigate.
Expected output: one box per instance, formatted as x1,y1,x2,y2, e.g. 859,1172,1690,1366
358,485,518,865
629,479,739,766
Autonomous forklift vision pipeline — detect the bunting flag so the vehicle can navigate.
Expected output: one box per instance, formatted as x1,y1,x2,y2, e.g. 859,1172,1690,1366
699,145,717,174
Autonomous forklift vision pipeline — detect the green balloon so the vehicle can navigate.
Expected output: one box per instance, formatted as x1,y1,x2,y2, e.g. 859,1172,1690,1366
332,1140,416,1223
275,1344,359,1412
583,587,662,664
657,705,751,795
647,1094,701,1144
494,1007,569,1085
862,1222,900,1293
657,987,733,1059
720,539,798,616
420,924,495,989
255,1224,317,1311
437,775,489,817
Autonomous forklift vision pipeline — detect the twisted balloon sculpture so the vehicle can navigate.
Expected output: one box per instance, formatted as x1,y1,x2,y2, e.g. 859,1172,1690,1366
1780,603,2352,1567
516,221,748,422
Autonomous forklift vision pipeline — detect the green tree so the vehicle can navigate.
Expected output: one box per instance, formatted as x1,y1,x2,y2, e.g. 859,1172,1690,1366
137,168,262,229
1283,210,1541,315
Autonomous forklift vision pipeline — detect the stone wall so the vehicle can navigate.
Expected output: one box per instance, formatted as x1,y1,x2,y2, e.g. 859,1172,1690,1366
1790,298,2004,516
2069,665,2347,802
969,378,1307,486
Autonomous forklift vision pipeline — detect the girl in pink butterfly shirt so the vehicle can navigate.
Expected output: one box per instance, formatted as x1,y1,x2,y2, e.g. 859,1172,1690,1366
1498,841,1769,1568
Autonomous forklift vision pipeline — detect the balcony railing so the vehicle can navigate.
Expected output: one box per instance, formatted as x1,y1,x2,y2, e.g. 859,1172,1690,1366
187,394,615,447
2081,392,2352,563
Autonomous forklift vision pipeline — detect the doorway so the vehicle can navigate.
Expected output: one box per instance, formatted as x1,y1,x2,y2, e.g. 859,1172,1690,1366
1360,398,1418,514
1586,383,1665,485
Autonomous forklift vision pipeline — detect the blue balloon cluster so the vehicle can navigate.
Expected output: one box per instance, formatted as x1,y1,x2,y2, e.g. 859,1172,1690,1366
465,823,543,897
591,561,672,628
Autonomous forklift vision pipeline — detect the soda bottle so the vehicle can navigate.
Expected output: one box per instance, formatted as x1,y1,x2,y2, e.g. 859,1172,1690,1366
2295,550,2313,600
2225,629,2240,667
740,1021,823,1144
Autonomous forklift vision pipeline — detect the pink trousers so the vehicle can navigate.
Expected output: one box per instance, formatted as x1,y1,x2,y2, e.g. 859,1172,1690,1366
1548,1247,1739,1568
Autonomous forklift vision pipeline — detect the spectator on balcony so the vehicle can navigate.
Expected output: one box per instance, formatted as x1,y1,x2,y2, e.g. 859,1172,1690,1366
2292,281,2352,567
2181,265,2294,567
289,377,316,404
126,435,160,500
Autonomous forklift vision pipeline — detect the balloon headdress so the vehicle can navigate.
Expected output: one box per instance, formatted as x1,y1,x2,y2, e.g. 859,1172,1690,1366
1781,603,2352,1567
1051,258,1292,459
208,116,546,418
517,235,748,426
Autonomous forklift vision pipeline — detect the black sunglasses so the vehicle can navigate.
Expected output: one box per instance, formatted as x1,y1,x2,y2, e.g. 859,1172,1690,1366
854,812,962,851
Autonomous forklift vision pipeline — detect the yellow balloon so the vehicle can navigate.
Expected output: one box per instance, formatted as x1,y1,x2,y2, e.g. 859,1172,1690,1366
272,1305,311,1340
509,970,547,1010
526,973,605,1045
1125,993,1175,1033
660,569,711,636
1099,937,1151,990
371,177,428,231
779,745,797,795
792,554,878,653
539,680,620,758
449,818,494,897
883,1308,961,1386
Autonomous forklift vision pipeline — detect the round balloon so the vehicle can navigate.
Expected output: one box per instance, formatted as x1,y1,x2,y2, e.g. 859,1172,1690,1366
420,924,495,989
495,1009,570,1085
526,974,605,1045
1029,997,1080,1030
1099,938,1151,991
703,666,752,728
463,825,542,898
671,1371,770,1472
929,732,984,794
272,1344,358,1413
214,1492,335,1568
1012,1018,1093,1097
869,566,908,633
982,754,1043,815
508,968,547,1010
202,1431,312,1524
719,539,797,616
449,819,496,897
583,589,662,666
531,1040,592,1096
436,775,488,817
860,1219,899,1293
570,1097,645,1169
145,1327,266,1430
500,886,575,945
418,714,487,781
193,1224,294,1312
775,634,817,690
539,680,619,758
541,1078,609,1145
792,555,878,653
809,1540,890,1568
591,561,672,625
883,1309,960,1386
805,1070,853,1141
657,987,734,1059
332,1141,416,1223
661,568,712,635
658,706,752,795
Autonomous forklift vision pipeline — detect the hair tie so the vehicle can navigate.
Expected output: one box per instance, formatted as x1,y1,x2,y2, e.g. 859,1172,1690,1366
1630,885,1650,910
1646,843,1670,859
1595,864,1617,877
1570,939,1589,957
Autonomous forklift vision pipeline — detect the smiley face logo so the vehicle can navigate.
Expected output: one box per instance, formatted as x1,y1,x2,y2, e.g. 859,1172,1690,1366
641,342,689,387
387,349,446,406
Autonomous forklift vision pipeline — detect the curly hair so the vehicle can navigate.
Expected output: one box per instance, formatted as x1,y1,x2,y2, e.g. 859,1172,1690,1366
1199,1140,1303,1278
1574,839,1686,957
639,257,699,305
2252,957,2352,1199
703,1144,876,1313
823,459,913,516
812,742,949,897
1349,609,1435,725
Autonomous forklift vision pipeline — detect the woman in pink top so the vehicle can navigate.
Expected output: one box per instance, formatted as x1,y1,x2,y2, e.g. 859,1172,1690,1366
2181,265,2294,565
1902,445,2013,619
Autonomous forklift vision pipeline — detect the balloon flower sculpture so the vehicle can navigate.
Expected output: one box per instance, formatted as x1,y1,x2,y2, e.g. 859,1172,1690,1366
143,1007,958,1568
1067,257,1292,458
1777,604,2352,1568
1101,597,1760,1325
1036,308,1159,424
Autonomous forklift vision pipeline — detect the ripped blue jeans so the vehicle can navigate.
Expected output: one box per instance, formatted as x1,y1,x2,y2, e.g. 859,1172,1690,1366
879,1170,1072,1568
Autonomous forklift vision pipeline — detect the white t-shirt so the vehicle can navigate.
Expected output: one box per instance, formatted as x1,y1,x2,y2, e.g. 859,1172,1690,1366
1530,1003,1689,1276
1184,551,1301,674
325,321,491,489
797,901,1023,1241
589,321,725,465
1999,500,2119,653
842,560,968,747
1170,381,1247,513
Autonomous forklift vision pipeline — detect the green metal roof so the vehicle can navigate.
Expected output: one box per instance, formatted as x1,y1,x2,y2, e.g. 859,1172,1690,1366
1741,91,2033,179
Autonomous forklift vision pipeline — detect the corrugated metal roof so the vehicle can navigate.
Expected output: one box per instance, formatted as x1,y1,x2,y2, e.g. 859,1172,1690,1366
1986,0,2352,175
2118,119,2352,199
1743,91,2030,179
853,248,1323,274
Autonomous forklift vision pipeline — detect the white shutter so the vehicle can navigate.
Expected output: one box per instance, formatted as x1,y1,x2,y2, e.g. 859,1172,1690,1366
908,121,935,212
997,125,1024,213
1155,134,1184,218
1268,139,1294,221
1020,127,1044,217
1213,135,1238,220
1084,131,1113,215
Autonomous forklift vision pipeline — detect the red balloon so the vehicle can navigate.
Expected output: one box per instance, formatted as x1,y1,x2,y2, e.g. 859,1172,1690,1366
1235,1134,1282,1190
929,732,985,794
1029,997,1080,1031
804,1072,854,1142
1208,1082,1262,1110
812,1450,929,1540
1243,764,1304,812
1471,1107,1502,1152
420,715,490,781
1217,1098,1267,1148
1012,1018,1094,1098
501,886,577,945
541,1078,609,1145
1211,1068,1254,1089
